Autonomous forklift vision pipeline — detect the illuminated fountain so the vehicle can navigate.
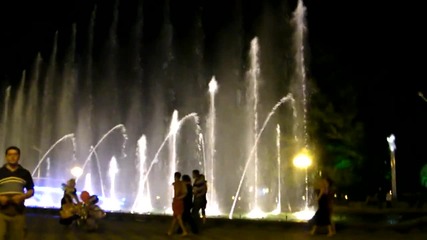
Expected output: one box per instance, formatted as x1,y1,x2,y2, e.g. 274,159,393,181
246,38,262,218
101,156,120,211
84,173,94,195
0,0,315,221
31,133,77,177
229,94,296,219
271,124,281,215
206,77,220,215
168,110,179,208
131,135,153,213
289,0,314,220
138,112,200,213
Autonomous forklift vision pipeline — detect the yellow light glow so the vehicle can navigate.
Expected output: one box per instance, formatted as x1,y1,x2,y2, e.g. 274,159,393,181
292,150,313,169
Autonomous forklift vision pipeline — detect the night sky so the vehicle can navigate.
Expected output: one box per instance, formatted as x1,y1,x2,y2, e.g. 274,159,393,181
1,0,426,194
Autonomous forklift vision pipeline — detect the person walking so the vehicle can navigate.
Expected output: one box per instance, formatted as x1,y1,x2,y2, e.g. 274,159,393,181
167,172,188,236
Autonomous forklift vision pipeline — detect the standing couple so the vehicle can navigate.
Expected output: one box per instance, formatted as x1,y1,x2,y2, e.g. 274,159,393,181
167,170,207,236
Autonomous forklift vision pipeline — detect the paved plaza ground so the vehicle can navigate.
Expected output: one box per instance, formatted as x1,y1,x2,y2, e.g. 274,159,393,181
24,212,427,240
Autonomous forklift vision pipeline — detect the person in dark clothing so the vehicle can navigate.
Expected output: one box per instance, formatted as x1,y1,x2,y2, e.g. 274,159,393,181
182,175,193,224
194,174,207,223
191,170,207,234
310,178,335,237
177,175,195,234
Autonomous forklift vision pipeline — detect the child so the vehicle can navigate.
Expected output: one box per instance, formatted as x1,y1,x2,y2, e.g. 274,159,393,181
61,178,80,204
59,178,80,226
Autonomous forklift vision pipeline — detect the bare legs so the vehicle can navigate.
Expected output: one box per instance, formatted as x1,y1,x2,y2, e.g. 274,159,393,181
168,215,188,236
310,225,335,237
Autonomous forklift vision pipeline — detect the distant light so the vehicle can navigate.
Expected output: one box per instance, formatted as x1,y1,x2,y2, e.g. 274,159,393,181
262,188,269,195
344,195,348,200
293,150,312,169
70,166,83,178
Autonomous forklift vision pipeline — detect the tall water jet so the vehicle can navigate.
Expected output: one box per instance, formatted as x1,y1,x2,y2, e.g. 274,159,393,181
57,24,77,137
98,0,120,124
40,31,58,155
207,77,220,214
198,132,206,172
1,86,11,150
271,124,281,215
291,0,309,148
247,37,261,215
84,173,94,194
25,53,43,161
131,135,153,213
9,71,26,147
168,110,179,204
109,156,119,199
104,156,121,211
76,6,96,163
291,0,311,209
229,94,296,219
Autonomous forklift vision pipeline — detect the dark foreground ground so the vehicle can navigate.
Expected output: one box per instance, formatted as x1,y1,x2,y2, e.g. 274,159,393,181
24,212,427,240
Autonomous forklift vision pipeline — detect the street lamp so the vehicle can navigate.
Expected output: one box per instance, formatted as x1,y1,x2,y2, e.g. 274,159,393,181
293,150,313,169
293,149,313,208
386,134,397,200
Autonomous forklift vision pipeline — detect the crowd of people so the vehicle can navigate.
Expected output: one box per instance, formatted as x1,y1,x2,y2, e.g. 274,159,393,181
0,145,339,239
168,169,208,236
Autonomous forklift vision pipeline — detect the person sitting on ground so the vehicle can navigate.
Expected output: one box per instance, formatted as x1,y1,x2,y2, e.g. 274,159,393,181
59,178,81,225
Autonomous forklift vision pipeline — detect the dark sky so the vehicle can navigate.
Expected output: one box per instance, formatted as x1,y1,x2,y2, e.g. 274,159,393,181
1,0,426,191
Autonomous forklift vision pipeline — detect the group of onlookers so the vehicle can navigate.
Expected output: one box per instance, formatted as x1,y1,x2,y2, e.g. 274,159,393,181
168,169,207,236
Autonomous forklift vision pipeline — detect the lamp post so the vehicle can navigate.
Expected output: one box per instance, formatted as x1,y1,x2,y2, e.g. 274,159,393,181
386,134,397,200
293,149,313,208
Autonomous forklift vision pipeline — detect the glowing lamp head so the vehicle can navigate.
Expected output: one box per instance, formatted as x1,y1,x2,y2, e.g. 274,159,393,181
387,134,396,152
208,77,218,94
70,166,83,178
293,150,312,169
